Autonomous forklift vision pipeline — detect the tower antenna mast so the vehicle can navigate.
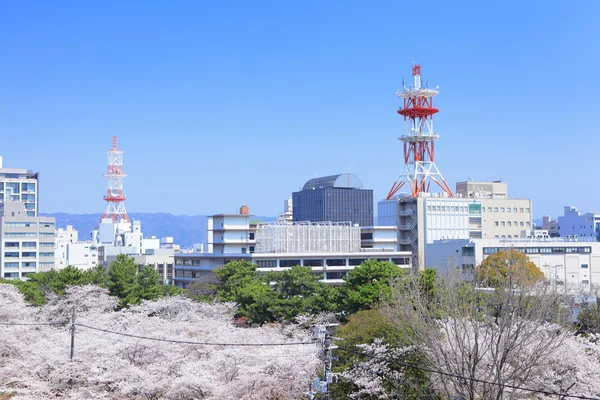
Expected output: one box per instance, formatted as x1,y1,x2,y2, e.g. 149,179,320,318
386,64,453,199
101,136,130,222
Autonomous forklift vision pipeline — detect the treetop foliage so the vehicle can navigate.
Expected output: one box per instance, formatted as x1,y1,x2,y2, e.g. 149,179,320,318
475,249,545,288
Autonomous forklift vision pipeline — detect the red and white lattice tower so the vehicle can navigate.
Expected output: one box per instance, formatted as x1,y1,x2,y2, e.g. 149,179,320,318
386,64,453,199
101,136,130,222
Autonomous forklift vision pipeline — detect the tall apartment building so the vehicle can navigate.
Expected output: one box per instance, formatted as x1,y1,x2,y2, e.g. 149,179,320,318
1,202,55,279
0,157,39,217
293,173,373,227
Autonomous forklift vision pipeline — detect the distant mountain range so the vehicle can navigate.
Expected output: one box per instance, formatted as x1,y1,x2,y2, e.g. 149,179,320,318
43,213,276,248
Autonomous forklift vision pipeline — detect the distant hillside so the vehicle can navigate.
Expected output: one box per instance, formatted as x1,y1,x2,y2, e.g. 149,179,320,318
43,213,276,248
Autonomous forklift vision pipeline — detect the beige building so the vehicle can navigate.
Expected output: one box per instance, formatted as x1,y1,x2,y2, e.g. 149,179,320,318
1,202,56,279
378,180,532,270
455,181,532,240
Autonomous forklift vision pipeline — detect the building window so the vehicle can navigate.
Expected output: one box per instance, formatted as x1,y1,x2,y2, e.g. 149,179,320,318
507,208,511,213
4,242,19,248
495,221,499,226
526,222,530,226
487,207,492,212
520,222,524,226
304,259,323,267
508,221,512,227
501,207,505,212
581,264,589,269
513,208,517,212
494,207,498,212
241,248,247,254
520,208,524,213
501,221,506,226
582,280,590,284
326,259,346,266
526,208,530,213
22,242,36,247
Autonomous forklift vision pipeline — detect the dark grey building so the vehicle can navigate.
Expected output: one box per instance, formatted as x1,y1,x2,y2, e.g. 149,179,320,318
292,173,373,226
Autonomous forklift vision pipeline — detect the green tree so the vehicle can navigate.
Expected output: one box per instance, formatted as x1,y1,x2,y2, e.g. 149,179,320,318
268,266,337,320
475,249,545,288
214,260,262,301
84,265,110,287
339,260,408,314
107,254,138,308
133,265,164,302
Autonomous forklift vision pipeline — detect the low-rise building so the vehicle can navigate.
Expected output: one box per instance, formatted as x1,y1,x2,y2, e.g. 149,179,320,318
174,214,411,288
426,237,600,291
557,206,600,240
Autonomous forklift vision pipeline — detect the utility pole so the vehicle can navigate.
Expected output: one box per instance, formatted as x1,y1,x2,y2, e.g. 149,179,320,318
308,324,340,399
70,306,75,361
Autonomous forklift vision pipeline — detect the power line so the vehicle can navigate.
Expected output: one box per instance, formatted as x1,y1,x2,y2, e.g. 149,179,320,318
0,321,67,326
75,323,315,347
336,345,600,400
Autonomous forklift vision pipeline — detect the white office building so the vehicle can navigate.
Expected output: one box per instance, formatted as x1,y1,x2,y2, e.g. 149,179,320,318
1,202,55,279
426,237,600,290
379,181,532,270
55,226,99,271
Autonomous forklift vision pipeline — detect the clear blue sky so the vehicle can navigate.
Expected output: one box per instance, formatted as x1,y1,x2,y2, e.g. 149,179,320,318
0,1,597,219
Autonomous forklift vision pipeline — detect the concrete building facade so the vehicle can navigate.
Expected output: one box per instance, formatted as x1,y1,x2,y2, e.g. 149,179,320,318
379,181,532,270
426,237,600,291
1,202,55,279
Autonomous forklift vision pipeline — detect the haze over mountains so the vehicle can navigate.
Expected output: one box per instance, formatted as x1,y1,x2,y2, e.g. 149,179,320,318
43,213,276,248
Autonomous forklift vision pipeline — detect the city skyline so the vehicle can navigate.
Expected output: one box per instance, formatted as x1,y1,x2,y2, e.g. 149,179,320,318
1,1,598,219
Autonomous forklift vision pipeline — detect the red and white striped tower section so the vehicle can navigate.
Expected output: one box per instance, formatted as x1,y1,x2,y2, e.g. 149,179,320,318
101,136,130,222
386,64,453,200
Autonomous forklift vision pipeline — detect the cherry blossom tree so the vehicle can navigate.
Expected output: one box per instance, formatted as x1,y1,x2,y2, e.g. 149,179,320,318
0,284,319,399
384,271,600,400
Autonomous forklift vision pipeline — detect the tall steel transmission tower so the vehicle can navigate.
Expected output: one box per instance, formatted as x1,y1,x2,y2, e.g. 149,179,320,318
386,64,453,199
101,136,130,222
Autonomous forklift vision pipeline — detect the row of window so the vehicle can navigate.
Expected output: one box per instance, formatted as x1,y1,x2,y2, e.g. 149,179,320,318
4,262,36,268
483,247,592,255
483,207,530,213
4,222,36,227
4,252,39,258
494,221,530,227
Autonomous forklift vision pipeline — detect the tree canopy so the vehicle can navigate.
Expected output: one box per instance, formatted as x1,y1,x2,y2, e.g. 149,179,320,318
3,255,181,308
475,249,545,287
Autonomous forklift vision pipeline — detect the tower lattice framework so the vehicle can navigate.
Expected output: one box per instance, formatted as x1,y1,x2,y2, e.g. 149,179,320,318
386,65,453,199
101,136,130,222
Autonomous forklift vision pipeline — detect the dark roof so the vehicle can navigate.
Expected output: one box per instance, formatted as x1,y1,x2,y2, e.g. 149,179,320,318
302,173,364,191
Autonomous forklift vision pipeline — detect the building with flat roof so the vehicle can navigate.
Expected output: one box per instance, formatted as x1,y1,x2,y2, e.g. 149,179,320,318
557,206,600,241
1,202,55,279
0,157,39,217
379,180,532,270
293,173,373,227
174,209,410,288
426,237,600,291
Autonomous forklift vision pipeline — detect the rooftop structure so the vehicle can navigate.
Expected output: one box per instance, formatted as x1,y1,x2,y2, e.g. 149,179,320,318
387,64,452,199
101,136,130,223
255,221,361,254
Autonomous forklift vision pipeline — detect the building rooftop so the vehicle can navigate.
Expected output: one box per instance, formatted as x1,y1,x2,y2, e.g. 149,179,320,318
302,173,364,191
